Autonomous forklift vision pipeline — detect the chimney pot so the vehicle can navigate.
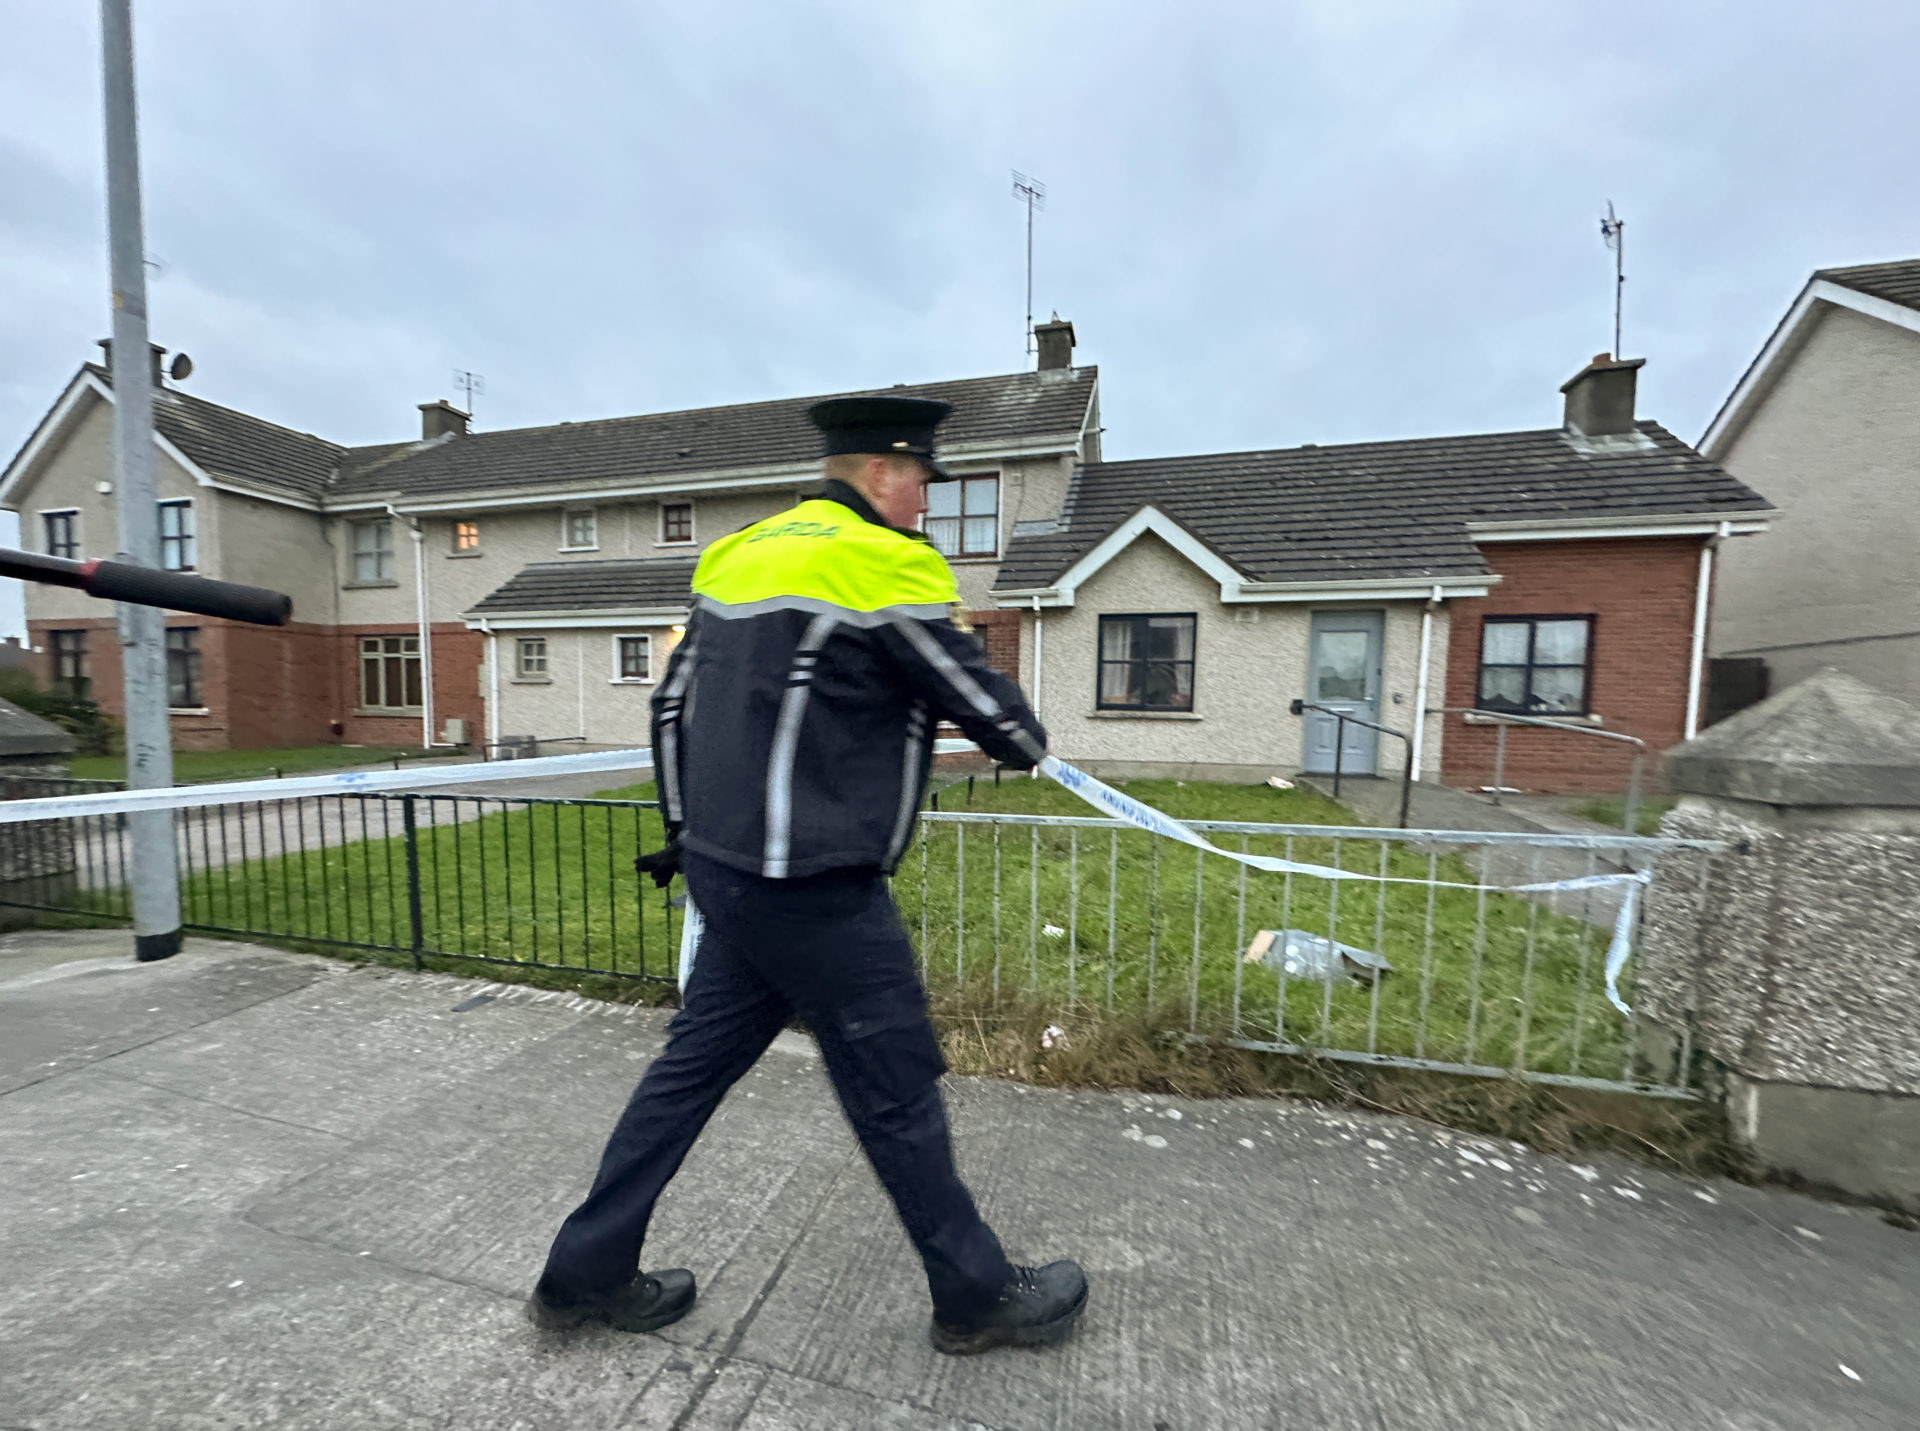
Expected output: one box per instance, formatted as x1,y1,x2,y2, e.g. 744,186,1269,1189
418,399,470,440
1560,354,1645,439
1034,318,1077,372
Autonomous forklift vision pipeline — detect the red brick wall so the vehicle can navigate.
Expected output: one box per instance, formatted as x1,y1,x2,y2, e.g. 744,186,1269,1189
1440,537,1703,794
970,609,1021,683
27,617,484,754
334,623,483,748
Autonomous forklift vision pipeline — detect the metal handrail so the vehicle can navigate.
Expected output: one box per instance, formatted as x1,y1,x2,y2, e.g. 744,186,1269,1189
1290,700,1415,827
1429,706,1647,835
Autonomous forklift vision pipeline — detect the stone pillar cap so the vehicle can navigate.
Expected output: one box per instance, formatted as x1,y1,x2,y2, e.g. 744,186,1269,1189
1666,668,1920,806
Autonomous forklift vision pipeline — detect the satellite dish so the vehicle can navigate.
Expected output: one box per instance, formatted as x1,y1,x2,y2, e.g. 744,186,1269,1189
169,352,193,382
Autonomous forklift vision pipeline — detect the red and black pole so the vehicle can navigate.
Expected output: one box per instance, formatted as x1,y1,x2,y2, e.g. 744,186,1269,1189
0,548,291,627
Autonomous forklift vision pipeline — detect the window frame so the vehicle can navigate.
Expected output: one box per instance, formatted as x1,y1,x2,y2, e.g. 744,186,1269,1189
349,518,396,584
49,629,89,700
1474,614,1596,718
1095,612,1199,713
158,499,196,572
42,509,79,561
921,473,1001,560
611,633,653,683
165,627,203,709
450,519,481,556
515,636,550,681
560,508,599,552
358,633,423,710
658,502,694,546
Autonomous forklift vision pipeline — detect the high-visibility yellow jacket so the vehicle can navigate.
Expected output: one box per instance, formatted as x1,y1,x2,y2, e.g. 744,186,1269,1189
652,481,1046,879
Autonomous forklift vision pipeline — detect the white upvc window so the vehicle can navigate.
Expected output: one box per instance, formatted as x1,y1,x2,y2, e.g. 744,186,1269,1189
561,508,598,551
516,636,550,680
351,518,395,582
451,519,480,554
612,633,652,683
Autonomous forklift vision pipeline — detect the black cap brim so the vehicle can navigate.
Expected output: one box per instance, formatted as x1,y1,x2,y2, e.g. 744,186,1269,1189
919,456,956,483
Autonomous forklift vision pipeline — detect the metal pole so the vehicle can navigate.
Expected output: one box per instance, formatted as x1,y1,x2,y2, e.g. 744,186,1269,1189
1331,713,1345,800
1398,733,1414,829
101,0,181,961
1491,720,1507,807
1623,751,1643,838
1614,219,1625,360
402,794,424,971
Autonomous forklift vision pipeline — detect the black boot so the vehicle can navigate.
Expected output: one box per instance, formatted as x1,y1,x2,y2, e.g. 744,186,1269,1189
525,1268,697,1334
930,1260,1088,1355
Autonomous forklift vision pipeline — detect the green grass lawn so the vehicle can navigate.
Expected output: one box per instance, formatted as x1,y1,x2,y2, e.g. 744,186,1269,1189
146,770,1636,1084
70,744,433,786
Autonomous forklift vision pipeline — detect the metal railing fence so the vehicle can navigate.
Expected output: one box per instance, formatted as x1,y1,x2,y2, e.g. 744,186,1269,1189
902,809,1733,1098
1433,707,1648,835
0,787,1735,1097
0,791,683,983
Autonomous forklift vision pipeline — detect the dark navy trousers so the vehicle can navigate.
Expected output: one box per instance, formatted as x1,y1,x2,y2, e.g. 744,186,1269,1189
538,852,1014,1321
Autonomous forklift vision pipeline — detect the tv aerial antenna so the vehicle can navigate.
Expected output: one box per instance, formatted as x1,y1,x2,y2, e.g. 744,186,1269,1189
1011,171,1046,361
452,368,485,420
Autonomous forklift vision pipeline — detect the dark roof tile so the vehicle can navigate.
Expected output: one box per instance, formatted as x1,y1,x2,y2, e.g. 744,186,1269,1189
1816,259,1920,313
468,557,699,614
994,422,1773,591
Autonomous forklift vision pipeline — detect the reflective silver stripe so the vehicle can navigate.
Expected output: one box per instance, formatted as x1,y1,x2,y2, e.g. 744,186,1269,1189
997,716,1046,764
892,616,1003,721
655,629,699,822
762,612,839,877
696,592,953,626
884,702,929,865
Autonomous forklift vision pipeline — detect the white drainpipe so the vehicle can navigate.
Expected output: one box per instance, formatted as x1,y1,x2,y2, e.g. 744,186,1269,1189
1030,595,1044,718
388,503,441,748
1409,584,1441,781
480,618,501,754
1684,522,1732,741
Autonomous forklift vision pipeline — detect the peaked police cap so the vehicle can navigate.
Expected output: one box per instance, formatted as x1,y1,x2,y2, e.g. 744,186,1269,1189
807,395,957,481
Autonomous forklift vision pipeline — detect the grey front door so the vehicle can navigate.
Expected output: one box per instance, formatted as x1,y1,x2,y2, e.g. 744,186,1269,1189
1301,610,1384,775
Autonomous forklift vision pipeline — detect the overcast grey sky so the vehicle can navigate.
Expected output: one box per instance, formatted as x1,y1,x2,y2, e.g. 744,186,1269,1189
2,1,1916,636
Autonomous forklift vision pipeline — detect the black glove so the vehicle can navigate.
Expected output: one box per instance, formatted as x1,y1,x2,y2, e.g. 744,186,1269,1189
635,839,682,889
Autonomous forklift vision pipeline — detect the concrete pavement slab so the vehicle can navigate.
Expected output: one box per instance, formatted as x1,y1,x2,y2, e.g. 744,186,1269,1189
245,1007,861,1351
2,931,1917,1431
0,936,326,1096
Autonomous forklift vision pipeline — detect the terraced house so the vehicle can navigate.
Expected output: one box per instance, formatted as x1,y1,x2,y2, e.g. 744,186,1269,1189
0,324,1097,754
1,328,1771,792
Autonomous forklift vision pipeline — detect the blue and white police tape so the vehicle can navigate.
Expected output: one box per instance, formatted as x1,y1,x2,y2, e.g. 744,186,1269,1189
0,747,660,824
0,742,1648,1015
1035,755,1649,1015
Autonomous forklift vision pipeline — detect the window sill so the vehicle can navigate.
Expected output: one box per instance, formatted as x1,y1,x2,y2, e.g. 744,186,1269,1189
447,550,484,559
557,546,601,555
1089,709,1202,721
653,541,696,550
511,676,553,685
355,708,422,717
343,580,400,590
610,678,657,686
1463,710,1603,727
945,556,1002,565
169,707,211,717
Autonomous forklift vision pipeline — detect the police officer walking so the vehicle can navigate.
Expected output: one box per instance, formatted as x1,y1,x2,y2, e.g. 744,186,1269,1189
528,395,1088,1355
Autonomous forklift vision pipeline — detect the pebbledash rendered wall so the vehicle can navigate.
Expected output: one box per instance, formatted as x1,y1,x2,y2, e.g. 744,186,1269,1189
1440,535,1709,795
1636,670,1920,1213
1007,531,1448,782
